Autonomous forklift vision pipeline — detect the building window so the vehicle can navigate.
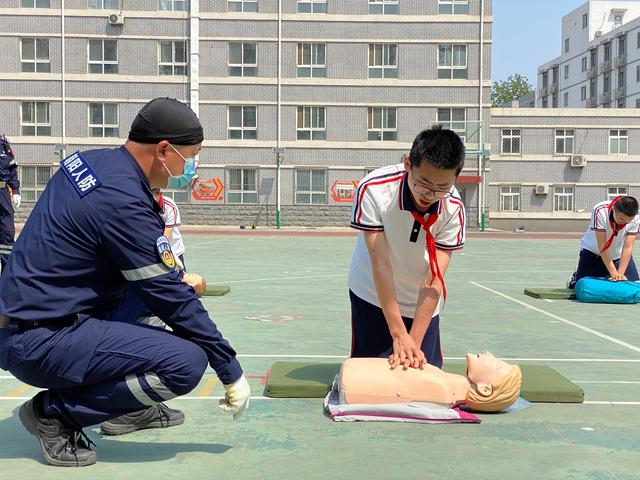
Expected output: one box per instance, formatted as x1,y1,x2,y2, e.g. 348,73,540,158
158,41,187,75
564,65,569,79
563,92,569,107
636,65,639,82
19,165,52,202
297,0,326,13
295,170,327,204
88,103,119,138
555,129,574,154
88,39,118,74
500,186,520,212
581,57,587,72
20,38,50,73
369,0,398,14
368,107,397,141
582,13,588,29
437,108,466,139
21,0,50,6
608,186,628,200
501,129,521,154
21,101,51,136
638,32,640,49
162,186,191,203
581,86,587,101
227,169,257,204
554,186,574,212
228,106,257,140
228,42,257,77
228,0,257,12
438,44,467,79
158,0,188,11
636,98,640,108
564,38,570,53
88,0,120,8
438,0,468,15
609,129,628,155
297,106,326,140
297,43,326,78
368,44,398,78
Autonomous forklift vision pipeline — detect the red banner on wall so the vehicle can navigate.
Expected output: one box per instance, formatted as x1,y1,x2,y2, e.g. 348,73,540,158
331,180,360,203
192,178,224,201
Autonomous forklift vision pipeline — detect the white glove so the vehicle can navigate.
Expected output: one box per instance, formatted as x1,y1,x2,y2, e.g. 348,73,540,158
12,194,21,209
219,375,250,420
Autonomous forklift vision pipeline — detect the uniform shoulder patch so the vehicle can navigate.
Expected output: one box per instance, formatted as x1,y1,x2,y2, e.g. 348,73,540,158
156,236,176,270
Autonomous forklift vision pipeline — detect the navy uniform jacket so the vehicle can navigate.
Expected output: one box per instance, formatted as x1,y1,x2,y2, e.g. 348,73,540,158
0,138,20,200
0,146,242,385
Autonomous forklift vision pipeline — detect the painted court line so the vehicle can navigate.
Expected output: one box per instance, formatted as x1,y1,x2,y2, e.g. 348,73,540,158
0,396,638,405
470,281,640,354
211,273,346,285
236,355,640,362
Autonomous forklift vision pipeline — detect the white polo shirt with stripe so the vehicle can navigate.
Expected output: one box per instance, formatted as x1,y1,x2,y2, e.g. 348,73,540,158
162,195,185,257
348,163,466,318
580,199,640,259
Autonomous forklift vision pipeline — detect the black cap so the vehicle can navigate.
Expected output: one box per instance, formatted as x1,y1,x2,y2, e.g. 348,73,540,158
128,98,204,145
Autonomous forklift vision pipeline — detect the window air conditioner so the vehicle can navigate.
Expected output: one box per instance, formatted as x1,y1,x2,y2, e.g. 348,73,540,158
108,12,125,25
570,155,586,167
534,184,549,195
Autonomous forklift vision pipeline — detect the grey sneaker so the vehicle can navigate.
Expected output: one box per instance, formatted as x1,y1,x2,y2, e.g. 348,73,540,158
19,394,97,467
100,403,185,436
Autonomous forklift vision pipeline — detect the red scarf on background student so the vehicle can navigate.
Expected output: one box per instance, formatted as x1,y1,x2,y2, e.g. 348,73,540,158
599,196,624,256
410,211,446,303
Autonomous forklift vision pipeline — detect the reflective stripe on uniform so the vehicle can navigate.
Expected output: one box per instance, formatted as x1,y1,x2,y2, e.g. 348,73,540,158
125,373,158,406
144,372,177,401
121,263,170,281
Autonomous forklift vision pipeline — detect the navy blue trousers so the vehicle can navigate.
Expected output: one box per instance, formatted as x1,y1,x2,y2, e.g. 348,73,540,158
0,314,207,428
570,249,639,288
349,290,443,368
0,191,14,271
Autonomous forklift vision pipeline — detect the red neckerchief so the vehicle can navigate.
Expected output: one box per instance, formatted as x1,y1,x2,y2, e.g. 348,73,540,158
599,196,624,255
410,210,446,303
157,192,164,209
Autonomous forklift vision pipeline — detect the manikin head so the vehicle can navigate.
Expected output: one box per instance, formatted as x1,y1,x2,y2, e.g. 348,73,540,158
464,352,522,412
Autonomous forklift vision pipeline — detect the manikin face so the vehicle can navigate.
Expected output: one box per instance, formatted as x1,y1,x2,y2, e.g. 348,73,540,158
465,352,512,386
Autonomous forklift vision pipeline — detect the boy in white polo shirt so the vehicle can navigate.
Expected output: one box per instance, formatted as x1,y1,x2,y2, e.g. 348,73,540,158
348,126,466,370
152,188,187,270
567,195,639,288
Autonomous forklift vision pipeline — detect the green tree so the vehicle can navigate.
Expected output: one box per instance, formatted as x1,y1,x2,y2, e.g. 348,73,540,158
491,74,533,107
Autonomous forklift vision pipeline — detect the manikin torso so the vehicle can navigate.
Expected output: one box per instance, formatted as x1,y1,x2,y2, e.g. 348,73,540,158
339,358,470,406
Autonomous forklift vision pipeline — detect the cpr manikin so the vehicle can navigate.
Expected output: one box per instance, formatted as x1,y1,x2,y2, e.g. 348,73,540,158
339,352,522,412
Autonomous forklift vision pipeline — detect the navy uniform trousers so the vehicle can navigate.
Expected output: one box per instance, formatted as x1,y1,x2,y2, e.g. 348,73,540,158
0,308,208,428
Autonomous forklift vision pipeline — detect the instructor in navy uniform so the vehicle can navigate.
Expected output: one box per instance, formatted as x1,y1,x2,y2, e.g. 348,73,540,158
0,98,250,467
0,134,20,271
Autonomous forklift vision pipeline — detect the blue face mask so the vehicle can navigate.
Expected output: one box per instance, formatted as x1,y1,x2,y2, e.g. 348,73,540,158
164,144,197,189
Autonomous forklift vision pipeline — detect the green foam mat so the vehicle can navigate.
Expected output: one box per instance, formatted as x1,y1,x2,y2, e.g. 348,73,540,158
266,361,584,403
203,285,231,296
266,362,342,398
524,288,576,299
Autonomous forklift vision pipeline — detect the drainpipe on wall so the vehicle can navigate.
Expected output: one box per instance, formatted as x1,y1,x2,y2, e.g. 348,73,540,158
189,0,200,118
478,0,485,230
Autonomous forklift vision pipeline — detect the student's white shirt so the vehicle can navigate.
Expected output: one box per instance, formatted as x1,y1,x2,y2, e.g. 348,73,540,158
162,195,185,257
348,163,466,318
580,199,640,259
